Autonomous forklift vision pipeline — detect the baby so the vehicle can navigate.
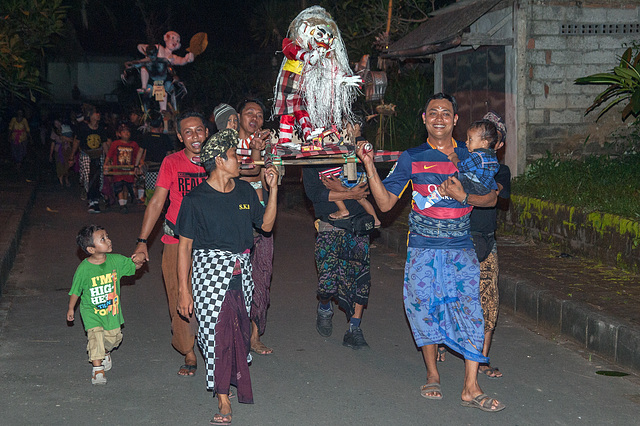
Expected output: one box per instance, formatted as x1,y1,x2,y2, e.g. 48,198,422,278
413,119,499,209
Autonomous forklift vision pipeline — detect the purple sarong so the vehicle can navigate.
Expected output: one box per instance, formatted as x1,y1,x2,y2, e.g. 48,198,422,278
250,233,273,335
214,289,254,403
404,247,488,363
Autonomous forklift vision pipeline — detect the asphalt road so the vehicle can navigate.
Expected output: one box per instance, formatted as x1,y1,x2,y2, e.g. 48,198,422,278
0,181,639,425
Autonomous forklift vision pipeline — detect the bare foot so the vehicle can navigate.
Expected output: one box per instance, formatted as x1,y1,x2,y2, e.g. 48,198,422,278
251,340,273,355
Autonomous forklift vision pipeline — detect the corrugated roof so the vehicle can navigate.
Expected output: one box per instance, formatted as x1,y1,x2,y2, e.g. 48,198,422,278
383,0,502,59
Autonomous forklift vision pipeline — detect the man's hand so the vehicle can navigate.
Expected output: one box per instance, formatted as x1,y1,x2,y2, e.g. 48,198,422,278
135,242,150,262
321,174,347,192
177,290,193,318
356,140,375,167
250,129,270,151
264,165,279,189
439,176,466,203
347,182,370,201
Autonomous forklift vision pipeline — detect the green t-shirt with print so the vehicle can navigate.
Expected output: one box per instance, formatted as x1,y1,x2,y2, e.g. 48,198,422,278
69,253,136,331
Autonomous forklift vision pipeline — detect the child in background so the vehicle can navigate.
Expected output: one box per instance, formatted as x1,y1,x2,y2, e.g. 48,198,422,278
49,120,73,187
213,103,239,131
413,119,500,210
105,122,140,214
67,225,144,385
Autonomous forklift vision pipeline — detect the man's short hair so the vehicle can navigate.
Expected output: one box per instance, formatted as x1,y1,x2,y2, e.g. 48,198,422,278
77,224,104,254
147,110,163,128
176,111,206,133
424,92,458,115
237,98,266,115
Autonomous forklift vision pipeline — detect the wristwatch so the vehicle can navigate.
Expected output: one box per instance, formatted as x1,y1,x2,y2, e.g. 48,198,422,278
462,193,469,205
137,238,147,244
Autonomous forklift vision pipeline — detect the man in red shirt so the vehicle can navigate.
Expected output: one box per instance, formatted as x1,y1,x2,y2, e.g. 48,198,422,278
134,112,208,376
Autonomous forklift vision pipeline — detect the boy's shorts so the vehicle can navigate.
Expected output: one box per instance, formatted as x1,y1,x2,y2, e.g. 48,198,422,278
86,326,123,362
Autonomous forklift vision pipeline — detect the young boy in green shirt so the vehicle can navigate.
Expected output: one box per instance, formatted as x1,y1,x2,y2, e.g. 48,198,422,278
67,225,145,385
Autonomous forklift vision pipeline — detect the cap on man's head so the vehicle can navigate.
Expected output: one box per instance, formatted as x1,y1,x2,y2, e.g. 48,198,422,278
200,129,238,163
213,103,237,130
483,111,507,142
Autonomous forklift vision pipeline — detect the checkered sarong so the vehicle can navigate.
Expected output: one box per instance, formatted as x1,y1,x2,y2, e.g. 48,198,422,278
191,249,253,391
79,152,104,193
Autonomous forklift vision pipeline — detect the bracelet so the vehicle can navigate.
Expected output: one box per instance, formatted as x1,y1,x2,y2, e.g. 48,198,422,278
462,193,469,205
137,238,147,244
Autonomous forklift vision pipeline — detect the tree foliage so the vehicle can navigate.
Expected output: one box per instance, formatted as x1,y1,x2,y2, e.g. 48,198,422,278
0,0,68,105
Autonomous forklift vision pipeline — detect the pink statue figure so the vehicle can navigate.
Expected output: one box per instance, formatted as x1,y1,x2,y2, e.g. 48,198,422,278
136,31,194,96
272,6,361,147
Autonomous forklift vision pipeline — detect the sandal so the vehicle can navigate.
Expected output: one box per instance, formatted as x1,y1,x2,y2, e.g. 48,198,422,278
479,365,503,378
178,364,197,377
420,382,443,400
461,393,505,412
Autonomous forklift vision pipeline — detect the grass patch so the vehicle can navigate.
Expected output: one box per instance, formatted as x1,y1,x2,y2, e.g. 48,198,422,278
512,151,640,219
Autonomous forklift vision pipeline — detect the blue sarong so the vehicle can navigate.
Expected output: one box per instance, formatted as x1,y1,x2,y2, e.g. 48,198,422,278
404,247,488,363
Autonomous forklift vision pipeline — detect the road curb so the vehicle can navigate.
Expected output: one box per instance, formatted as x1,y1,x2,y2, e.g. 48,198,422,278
0,182,37,298
377,224,640,374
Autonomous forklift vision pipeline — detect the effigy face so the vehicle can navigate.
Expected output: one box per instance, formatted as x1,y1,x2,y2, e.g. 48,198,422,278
164,31,181,52
299,21,334,54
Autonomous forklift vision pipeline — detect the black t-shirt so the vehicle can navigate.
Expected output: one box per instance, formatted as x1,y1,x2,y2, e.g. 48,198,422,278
176,178,265,252
469,164,511,234
302,165,366,221
140,132,174,163
76,123,109,158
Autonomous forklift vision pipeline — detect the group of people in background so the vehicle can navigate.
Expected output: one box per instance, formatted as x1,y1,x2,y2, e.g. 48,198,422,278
64,91,511,424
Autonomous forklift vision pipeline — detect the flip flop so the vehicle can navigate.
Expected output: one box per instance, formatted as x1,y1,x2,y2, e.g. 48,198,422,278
178,364,197,377
461,393,505,412
479,365,503,378
437,346,447,362
251,341,273,355
420,383,443,400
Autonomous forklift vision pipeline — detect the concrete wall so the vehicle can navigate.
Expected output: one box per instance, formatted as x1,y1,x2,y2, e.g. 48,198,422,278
46,56,129,103
524,0,640,161
501,195,640,273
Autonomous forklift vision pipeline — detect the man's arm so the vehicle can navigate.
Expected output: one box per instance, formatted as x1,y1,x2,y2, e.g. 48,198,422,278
134,186,169,261
177,236,194,318
261,166,279,232
356,142,398,212
439,176,497,207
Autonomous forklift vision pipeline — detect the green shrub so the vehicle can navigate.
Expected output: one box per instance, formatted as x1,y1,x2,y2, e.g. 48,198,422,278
513,151,640,219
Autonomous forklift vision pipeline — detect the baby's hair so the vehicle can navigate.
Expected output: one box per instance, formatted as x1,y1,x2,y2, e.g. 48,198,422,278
468,119,499,149
77,224,104,254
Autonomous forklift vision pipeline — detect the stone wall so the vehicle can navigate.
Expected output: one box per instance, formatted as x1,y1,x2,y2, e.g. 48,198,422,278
525,0,640,161
500,195,640,272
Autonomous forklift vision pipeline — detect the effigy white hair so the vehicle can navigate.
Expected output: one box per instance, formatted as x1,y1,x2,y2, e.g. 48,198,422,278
273,5,358,131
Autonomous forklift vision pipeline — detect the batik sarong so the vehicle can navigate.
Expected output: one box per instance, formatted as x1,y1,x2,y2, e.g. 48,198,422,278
250,233,274,335
191,249,253,396
479,245,499,332
404,247,488,363
315,228,370,319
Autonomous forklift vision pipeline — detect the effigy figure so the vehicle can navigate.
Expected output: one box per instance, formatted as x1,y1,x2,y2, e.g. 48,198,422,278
272,6,361,147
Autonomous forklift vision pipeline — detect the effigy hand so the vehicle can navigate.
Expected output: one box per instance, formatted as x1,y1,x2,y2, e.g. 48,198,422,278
338,74,362,87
